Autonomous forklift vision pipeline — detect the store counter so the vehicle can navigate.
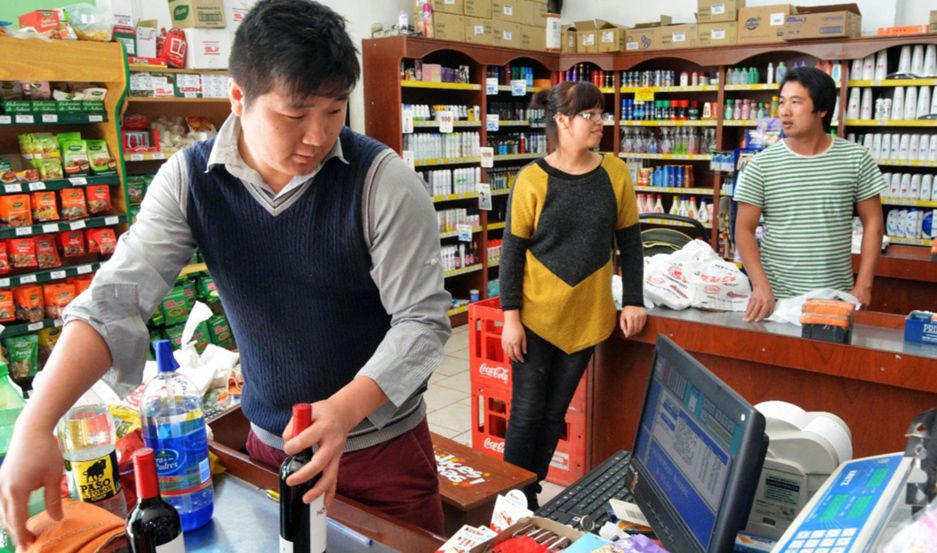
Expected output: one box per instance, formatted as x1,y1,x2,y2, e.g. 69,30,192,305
589,307,937,465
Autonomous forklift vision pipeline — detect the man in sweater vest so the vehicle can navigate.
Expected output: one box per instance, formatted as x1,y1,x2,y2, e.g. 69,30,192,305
0,0,451,546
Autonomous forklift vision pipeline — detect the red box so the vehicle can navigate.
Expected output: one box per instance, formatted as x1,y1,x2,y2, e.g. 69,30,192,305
18,10,60,34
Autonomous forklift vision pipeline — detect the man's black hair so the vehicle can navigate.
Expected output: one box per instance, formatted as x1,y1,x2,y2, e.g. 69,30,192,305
229,0,360,105
780,66,837,132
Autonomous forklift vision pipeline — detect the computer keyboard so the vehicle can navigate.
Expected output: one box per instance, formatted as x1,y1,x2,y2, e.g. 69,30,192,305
536,450,633,532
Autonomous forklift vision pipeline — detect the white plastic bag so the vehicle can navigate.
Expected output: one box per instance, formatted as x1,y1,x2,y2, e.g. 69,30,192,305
643,240,751,311
765,289,859,327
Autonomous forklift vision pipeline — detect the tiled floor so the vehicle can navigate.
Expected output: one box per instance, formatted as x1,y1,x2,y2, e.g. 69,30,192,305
427,324,563,507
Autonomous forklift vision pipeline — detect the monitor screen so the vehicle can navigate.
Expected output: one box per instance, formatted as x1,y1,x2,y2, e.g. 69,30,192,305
631,335,767,553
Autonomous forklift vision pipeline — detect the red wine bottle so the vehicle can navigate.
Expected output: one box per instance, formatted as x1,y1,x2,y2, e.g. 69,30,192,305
126,447,184,553
279,403,326,552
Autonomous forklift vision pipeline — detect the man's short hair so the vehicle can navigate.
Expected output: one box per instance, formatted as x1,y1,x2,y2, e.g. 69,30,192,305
780,67,837,132
229,0,360,105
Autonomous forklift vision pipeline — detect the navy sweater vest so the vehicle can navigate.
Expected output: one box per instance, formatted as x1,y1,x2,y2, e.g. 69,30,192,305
183,128,392,435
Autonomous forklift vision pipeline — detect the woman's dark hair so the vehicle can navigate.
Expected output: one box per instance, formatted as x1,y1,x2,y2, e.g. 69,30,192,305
229,0,360,106
780,66,837,132
530,81,605,145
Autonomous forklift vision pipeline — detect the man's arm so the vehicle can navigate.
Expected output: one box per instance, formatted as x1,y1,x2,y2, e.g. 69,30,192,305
735,202,775,322
851,196,884,307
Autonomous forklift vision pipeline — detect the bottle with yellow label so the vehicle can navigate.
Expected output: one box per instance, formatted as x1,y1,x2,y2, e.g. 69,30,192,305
57,392,127,519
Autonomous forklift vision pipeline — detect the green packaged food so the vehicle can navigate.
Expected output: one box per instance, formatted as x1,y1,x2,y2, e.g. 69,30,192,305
191,320,210,353
3,334,39,383
37,326,61,366
149,306,164,327
85,140,114,174
180,280,197,308
61,139,90,177
159,286,189,326
196,276,218,303
147,328,162,360
207,314,235,350
126,175,147,205
164,324,185,350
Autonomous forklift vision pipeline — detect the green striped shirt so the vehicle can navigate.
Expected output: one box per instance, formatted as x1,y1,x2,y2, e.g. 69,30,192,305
734,137,886,298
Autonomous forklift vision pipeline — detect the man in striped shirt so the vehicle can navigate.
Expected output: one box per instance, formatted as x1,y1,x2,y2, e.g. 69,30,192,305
735,67,886,322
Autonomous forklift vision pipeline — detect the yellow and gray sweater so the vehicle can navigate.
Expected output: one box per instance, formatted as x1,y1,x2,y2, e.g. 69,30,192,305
501,154,644,354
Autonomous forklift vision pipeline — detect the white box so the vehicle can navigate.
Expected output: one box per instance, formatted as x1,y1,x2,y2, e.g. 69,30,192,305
227,0,257,31
183,28,231,69
135,26,158,58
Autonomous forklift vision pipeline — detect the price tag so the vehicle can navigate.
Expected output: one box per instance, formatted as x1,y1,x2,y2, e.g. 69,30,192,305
28,181,46,191
15,115,35,124
503,5,512,16
68,177,87,186
457,223,473,242
15,227,32,236
27,322,43,331
4,184,20,193
105,216,119,225
769,12,786,26
50,270,66,280
42,224,59,233
711,29,725,40
635,88,655,102
71,220,87,230
486,114,500,132
88,115,104,122
672,32,686,43
477,183,492,211
0,279,9,288
0,116,10,125
486,77,499,96
130,153,144,161
41,114,58,123
402,109,414,134
402,150,415,170
711,3,725,15
510,79,527,97
77,265,92,275
437,111,454,133
480,147,494,168
153,151,166,160
20,274,36,284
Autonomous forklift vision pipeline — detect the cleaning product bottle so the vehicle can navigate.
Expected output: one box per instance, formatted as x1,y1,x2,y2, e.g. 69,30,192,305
775,61,788,84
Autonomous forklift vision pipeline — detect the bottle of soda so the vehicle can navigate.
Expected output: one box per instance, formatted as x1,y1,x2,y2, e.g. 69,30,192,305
279,403,326,553
126,447,184,553
57,390,127,518
141,340,213,532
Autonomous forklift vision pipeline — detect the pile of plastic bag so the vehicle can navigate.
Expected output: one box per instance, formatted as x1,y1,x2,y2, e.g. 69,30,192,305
643,240,752,311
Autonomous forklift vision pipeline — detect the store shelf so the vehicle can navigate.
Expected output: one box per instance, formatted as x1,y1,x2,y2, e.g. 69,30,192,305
621,85,718,93
882,198,937,208
496,85,544,93
619,153,713,161
493,153,541,162
433,191,478,203
0,215,124,240
642,217,712,229
0,113,105,125
129,64,227,75
488,222,506,231
447,304,470,317
845,120,937,128
127,96,229,103
401,80,480,91
847,79,937,88
0,262,101,289
888,236,933,246
0,318,62,338
724,83,779,91
619,120,717,127
412,120,481,128
491,188,511,196
414,157,481,167
125,151,172,162
1,173,119,194
722,120,758,127
635,186,714,195
444,263,483,278
876,159,937,168
179,262,208,277
439,226,483,239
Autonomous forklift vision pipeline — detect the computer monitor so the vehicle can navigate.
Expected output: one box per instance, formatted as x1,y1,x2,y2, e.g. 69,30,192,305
630,335,768,553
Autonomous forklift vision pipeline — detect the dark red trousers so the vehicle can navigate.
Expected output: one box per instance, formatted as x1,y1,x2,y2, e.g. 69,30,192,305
246,417,445,535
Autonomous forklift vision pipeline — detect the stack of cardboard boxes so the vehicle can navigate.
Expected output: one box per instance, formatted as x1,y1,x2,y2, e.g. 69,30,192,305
426,0,548,51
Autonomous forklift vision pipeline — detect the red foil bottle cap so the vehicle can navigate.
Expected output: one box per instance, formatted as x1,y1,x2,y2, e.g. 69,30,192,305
133,447,160,501
292,403,312,434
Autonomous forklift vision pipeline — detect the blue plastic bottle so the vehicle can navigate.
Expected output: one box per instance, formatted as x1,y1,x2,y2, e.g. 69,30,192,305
140,340,214,532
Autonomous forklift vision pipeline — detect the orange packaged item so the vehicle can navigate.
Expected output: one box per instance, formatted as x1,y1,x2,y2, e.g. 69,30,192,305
802,299,855,318
0,290,13,323
800,314,851,328
58,230,86,257
87,228,117,255
31,190,60,222
43,282,77,319
0,194,33,228
85,184,112,215
59,188,88,221
14,285,44,322
69,274,93,295
34,234,62,269
7,238,37,269
0,242,9,275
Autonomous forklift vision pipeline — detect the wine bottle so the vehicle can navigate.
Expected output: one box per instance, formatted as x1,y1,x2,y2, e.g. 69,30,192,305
279,404,326,553
126,448,184,553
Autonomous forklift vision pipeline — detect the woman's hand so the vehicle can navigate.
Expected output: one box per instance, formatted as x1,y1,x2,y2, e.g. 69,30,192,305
619,306,647,338
501,317,527,363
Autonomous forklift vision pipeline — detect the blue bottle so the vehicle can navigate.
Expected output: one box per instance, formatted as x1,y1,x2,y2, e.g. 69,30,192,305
141,340,214,532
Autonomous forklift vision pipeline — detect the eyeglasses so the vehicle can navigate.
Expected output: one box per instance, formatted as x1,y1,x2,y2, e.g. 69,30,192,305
575,110,605,122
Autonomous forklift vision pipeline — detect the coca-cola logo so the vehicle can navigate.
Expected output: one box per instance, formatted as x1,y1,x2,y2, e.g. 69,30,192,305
483,437,505,454
479,363,509,384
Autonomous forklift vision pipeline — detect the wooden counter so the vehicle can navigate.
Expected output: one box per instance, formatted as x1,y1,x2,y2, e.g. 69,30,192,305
855,245,937,314
588,308,937,465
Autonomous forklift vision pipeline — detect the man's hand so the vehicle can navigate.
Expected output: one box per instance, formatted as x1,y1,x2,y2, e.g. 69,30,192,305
282,398,355,508
501,317,527,363
848,283,872,308
744,284,776,322
0,425,64,549
619,306,647,338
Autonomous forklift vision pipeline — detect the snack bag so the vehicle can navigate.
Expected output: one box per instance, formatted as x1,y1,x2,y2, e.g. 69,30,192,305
161,28,187,68
59,188,89,220
160,286,189,326
196,276,219,303
31,191,60,222
126,176,147,207
86,228,116,255
164,324,185,350
0,242,10,275
58,231,86,257
85,185,111,214
7,238,38,269
3,334,39,384
37,326,62,366
0,195,33,228
0,290,14,323
179,279,197,307
61,138,90,177
43,283,77,319
37,158,64,181
14,285,44,323
34,235,62,269
207,313,235,349
85,140,115,173
69,274,92,295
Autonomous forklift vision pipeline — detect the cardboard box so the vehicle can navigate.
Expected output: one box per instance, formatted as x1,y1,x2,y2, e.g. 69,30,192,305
226,0,256,31
431,0,463,15
562,24,577,52
136,25,159,58
527,0,547,26
18,10,60,34
737,4,792,44
597,25,627,52
697,0,746,23
464,16,494,45
464,0,491,18
493,20,522,47
521,24,545,51
168,0,225,28
182,27,231,69
625,15,671,51
660,23,699,49
433,12,466,41
783,4,860,41
575,19,615,53
698,21,737,46
492,0,526,23
930,9,936,32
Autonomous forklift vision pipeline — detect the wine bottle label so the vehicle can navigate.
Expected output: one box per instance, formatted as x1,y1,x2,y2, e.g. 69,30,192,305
65,451,120,503
156,533,185,553
279,537,293,553
310,495,327,553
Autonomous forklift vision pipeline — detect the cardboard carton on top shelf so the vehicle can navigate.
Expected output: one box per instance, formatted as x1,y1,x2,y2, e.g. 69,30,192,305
183,27,231,69
492,0,527,23
168,0,225,29
464,0,492,19
737,4,793,45
562,24,577,52
432,0,464,16
527,0,547,26
625,15,671,51
597,24,627,53
783,4,861,41
521,24,546,51
660,23,699,49
464,16,494,45
929,9,936,32
698,21,738,46
697,0,746,24
433,12,466,41
493,20,522,48
575,19,615,53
